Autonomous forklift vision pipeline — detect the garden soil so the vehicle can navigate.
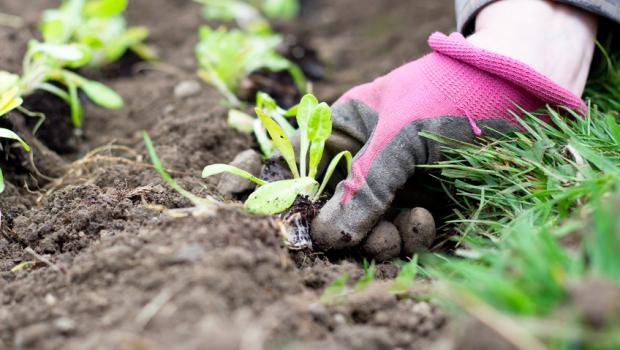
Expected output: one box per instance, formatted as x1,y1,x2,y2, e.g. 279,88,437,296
0,1,456,349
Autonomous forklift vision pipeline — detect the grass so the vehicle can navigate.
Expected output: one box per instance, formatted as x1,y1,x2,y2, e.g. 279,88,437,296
419,49,620,348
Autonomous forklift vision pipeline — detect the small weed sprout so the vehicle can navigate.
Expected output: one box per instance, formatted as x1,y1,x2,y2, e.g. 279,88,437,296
388,256,419,295
0,88,30,193
320,272,350,305
40,0,155,67
195,26,305,106
203,93,352,215
354,259,377,291
143,132,214,209
320,259,378,305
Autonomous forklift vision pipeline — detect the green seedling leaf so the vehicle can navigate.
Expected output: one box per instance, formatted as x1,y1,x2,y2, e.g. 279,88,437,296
0,125,29,194
0,128,30,152
0,88,23,116
228,109,255,134
389,256,419,295
10,260,34,273
245,177,318,215
296,94,318,177
66,77,82,128
202,164,267,186
284,104,298,117
253,119,273,157
256,91,277,110
320,272,350,304
314,150,352,201
80,79,123,109
30,41,89,66
143,132,213,208
0,71,20,94
256,91,295,137
307,102,332,178
105,26,149,62
85,0,128,18
255,107,299,178
262,0,300,19
355,259,376,291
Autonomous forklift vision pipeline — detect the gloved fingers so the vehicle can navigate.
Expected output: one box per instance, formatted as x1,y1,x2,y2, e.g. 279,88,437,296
310,116,517,252
311,122,421,251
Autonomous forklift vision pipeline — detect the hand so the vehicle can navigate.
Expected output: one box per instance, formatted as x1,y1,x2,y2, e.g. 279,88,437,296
310,32,585,256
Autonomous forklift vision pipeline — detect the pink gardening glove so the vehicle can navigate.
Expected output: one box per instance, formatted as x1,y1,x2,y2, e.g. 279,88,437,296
311,32,585,252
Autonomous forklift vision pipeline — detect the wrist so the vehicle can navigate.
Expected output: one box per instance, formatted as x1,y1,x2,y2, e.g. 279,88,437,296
465,0,598,96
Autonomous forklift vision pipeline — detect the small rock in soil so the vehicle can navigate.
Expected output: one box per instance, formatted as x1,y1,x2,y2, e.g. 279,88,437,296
216,149,263,196
53,318,76,334
173,80,201,99
394,207,436,257
360,221,401,262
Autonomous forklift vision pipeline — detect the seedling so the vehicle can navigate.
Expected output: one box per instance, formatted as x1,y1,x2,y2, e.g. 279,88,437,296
320,272,350,304
388,255,419,295
228,92,295,157
0,88,30,193
0,40,123,128
196,26,305,106
40,0,155,67
355,259,377,291
320,260,377,305
203,94,351,215
195,0,299,32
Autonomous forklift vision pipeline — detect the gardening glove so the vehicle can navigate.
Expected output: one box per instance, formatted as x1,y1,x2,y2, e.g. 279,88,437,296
311,32,585,251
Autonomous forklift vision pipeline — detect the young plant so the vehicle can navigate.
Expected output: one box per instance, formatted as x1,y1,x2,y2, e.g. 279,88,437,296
39,0,155,67
195,0,299,32
355,259,377,291
203,94,351,215
228,91,295,157
195,26,305,106
0,88,30,193
3,39,123,128
388,255,419,295
320,272,350,305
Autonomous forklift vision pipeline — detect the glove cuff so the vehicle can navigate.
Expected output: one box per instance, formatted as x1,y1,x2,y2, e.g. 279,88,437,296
427,32,586,115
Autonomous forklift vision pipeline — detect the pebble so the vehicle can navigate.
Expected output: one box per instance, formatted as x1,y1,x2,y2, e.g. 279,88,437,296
217,149,263,196
394,207,436,256
174,80,201,99
53,318,76,334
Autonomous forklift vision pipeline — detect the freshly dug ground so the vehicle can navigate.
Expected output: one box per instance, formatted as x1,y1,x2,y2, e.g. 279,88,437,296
0,1,456,349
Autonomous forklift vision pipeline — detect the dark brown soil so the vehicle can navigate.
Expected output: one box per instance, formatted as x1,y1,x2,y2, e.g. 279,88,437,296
0,1,455,349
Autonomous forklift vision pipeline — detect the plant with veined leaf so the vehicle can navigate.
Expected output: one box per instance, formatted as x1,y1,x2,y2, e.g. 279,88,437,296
195,26,305,106
203,94,351,215
195,0,299,33
0,88,30,193
228,91,296,157
40,0,155,67
0,39,123,128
